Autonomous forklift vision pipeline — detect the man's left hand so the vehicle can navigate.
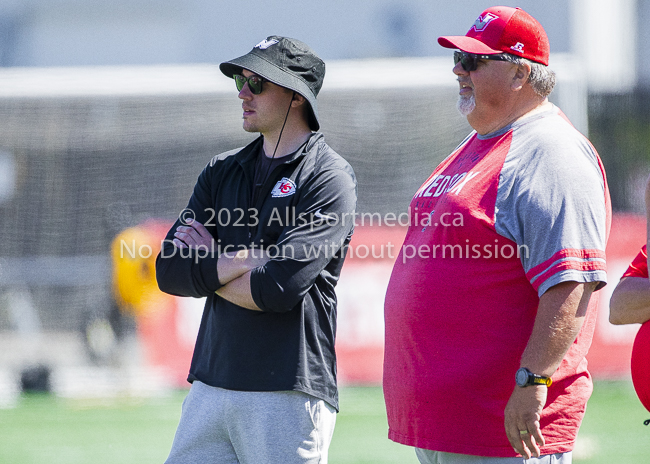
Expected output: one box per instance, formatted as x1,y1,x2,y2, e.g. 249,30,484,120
504,384,547,459
173,219,214,250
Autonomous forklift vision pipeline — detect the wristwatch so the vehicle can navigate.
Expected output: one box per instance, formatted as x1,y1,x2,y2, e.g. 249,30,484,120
515,367,552,387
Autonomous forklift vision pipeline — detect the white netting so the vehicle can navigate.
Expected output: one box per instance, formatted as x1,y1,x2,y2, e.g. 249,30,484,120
0,56,583,334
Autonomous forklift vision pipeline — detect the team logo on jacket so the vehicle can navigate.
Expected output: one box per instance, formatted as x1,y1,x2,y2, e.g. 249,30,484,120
271,178,297,197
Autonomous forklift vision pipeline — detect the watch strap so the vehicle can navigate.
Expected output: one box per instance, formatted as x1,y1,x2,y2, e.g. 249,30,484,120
530,373,552,387
517,367,552,387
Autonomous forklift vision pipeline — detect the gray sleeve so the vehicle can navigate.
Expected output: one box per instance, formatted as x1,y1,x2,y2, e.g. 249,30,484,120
494,120,608,296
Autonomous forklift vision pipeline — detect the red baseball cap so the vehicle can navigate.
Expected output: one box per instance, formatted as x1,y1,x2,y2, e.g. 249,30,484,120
438,6,550,66
632,321,650,413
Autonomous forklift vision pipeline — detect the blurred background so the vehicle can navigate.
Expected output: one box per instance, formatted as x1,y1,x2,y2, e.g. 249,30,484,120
0,0,649,463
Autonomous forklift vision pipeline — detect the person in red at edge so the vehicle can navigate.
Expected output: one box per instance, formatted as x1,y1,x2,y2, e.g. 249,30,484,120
383,6,611,464
610,244,650,325
609,177,650,420
610,176,650,325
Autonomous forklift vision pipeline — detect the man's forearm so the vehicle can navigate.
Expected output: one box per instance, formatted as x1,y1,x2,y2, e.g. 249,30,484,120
504,280,597,458
217,248,268,286
520,281,596,376
156,246,220,298
215,271,262,311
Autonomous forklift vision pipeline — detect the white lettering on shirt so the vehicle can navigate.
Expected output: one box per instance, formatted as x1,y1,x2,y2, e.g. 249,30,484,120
448,171,480,195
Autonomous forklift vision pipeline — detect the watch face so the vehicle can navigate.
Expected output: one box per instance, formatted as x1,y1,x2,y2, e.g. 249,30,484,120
516,368,528,386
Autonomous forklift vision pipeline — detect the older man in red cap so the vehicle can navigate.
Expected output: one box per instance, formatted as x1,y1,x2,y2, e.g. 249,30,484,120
383,6,611,463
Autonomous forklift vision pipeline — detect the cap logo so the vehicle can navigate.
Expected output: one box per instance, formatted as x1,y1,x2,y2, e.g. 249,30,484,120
255,38,279,50
471,12,498,32
511,42,525,53
271,178,297,197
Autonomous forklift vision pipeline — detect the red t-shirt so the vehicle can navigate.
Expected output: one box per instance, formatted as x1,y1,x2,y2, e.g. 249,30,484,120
384,107,611,457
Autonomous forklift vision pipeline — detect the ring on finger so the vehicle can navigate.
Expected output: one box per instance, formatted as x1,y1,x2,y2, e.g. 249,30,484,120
519,430,529,435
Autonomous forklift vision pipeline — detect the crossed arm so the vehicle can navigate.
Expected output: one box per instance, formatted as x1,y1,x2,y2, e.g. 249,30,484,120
173,219,268,311
504,280,597,459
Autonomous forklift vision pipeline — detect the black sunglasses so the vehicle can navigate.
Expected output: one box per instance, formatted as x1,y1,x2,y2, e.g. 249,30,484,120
234,74,264,95
453,51,510,72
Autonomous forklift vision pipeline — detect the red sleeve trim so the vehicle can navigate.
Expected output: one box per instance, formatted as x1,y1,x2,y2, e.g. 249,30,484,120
623,245,648,279
526,248,607,291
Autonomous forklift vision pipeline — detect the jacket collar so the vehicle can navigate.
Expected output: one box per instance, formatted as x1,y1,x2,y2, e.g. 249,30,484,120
235,132,323,166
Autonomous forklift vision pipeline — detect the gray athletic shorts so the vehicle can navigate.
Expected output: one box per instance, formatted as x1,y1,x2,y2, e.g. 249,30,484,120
415,448,572,464
165,381,337,464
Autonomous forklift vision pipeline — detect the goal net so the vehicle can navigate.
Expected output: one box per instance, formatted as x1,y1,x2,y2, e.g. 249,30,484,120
0,55,585,347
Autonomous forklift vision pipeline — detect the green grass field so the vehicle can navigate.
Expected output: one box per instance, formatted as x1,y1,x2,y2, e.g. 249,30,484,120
1,381,649,463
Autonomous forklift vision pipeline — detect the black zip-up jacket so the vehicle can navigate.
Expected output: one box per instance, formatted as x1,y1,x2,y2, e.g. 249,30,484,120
155,133,357,409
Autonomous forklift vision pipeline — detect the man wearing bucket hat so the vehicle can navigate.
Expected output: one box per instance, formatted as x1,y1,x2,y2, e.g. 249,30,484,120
383,6,610,464
157,36,357,463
